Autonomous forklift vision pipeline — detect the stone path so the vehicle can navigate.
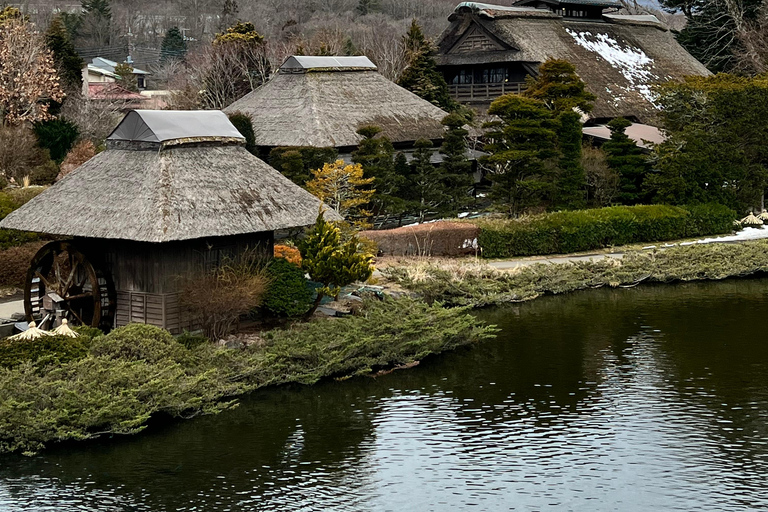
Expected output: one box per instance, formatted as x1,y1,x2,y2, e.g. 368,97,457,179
0,300,23,320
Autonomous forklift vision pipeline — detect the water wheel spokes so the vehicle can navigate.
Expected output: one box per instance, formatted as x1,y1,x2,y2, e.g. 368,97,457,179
24,241,116,331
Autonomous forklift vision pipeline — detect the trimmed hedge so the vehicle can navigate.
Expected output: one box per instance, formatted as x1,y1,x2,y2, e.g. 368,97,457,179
473,203,736,258
263,257,313,317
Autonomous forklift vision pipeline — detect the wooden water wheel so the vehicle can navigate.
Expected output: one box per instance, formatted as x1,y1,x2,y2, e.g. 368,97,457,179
24,241,116,331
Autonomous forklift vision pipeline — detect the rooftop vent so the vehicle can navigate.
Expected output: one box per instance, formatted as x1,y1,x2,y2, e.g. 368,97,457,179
280,56,378,73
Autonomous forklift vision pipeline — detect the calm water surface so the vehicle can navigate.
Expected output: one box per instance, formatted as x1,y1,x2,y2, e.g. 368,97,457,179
2,279,768,511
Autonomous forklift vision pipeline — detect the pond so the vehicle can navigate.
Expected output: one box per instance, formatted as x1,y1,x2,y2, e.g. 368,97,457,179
2,279,768,511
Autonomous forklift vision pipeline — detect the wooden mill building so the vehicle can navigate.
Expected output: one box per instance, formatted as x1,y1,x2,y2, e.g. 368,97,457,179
435,1,710,122
224,56,453,157
0,110,339,333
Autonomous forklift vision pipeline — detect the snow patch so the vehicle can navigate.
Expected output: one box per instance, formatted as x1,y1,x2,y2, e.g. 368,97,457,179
566,29,659,105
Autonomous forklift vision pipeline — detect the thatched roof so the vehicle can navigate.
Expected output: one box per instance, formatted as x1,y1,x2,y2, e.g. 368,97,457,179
0,110,341,243
223,56,450,149
436,3,710,123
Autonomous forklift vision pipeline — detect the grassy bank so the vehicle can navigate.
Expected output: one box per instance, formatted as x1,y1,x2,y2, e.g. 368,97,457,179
382,239,768,307
0,297,494,456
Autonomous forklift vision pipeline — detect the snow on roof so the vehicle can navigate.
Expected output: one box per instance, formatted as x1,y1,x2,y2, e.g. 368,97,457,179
107,110,245,143
566,29,660,104
280,55,378,72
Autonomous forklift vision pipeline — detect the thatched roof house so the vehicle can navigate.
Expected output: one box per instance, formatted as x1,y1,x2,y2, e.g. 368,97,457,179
223,56,450,151
1,110,336,242
0,110,339,333
435,2,710,123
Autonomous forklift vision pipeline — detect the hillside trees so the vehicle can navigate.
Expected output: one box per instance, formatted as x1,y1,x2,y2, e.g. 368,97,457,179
160,26,186,61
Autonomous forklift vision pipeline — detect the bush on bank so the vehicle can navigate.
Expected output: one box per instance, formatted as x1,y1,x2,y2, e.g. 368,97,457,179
383,239,768,307
472,203,736,258
0,297,494,455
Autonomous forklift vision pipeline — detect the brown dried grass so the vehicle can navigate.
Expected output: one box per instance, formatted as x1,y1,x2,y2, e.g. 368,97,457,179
360,221,480,257
0,241,44,288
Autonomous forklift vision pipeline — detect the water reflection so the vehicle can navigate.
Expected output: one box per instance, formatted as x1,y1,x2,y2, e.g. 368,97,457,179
2,279,768,510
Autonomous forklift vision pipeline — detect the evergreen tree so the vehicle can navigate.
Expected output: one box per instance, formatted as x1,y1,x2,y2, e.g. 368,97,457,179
45,15,83,91
269,146,338,186
481,95,558,215
227,112,256,155
299,212,374,316
524,59,594,210
523,58,596,114
356,0,380,15
440,112,473,214
342,37,359,56
33,118,79,163
114,62,138,92
160,26,186,62
397,19,457,112
404,138,448,223
352,125,405,218
602,117,649,205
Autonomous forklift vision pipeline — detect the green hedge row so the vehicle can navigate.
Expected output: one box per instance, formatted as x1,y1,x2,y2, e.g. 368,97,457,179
474,204,737,258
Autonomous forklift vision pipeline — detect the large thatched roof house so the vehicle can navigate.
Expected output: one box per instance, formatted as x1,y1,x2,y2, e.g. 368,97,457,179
224,56,451,153
0,110,339,333
435,1,710,123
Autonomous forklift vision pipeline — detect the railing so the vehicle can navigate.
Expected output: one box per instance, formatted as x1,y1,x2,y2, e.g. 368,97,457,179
448,82,527,101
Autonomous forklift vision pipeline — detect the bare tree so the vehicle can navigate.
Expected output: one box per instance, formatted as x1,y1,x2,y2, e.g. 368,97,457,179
0,16,64,126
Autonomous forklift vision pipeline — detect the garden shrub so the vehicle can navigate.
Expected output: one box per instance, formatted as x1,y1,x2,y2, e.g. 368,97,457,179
263,257,313,317
227,111,257,155
30,160,59,185
90,324,185,363
0,334,91,368
0,242,45,287
473,204,737,258
274,244,301,266
360,221,480,257
0,188,46,250
176,331,210,349
269,146,338,186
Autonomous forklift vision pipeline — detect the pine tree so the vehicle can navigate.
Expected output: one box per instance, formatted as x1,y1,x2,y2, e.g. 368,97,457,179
160,26,186,62
602,117,648,205
402,138,448,223
397,19,457,112
79,0,111,47
523,58,596,114
299,212,374,316
114,62,138,92
352,125,406,218
440,113,473,214
45,15,84,92
524,58,594,210
481,95,558,215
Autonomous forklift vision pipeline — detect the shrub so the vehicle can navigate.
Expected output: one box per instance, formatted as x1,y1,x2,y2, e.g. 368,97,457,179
0,242,45,287
30,159,59,185
473,204,737,258
178,250,269,340
360,221,480,256
274,244,301,266
263,257,313,317
176,331,209,349
0,335,90,368
0,188,46,250
90,324,185,363
58,139,95,180
269,146,338,186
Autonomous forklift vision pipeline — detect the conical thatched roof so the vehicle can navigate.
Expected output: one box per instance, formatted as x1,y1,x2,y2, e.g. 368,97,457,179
224,56,450,149
0,110,341,243
436,3,711,123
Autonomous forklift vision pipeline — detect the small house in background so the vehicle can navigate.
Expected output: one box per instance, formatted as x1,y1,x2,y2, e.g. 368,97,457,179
224,56,475,164
83,57,151,90
435,1,710,123
0,110,339,334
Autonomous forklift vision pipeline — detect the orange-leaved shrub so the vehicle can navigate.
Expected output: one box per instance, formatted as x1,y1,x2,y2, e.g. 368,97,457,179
274,244,301,266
